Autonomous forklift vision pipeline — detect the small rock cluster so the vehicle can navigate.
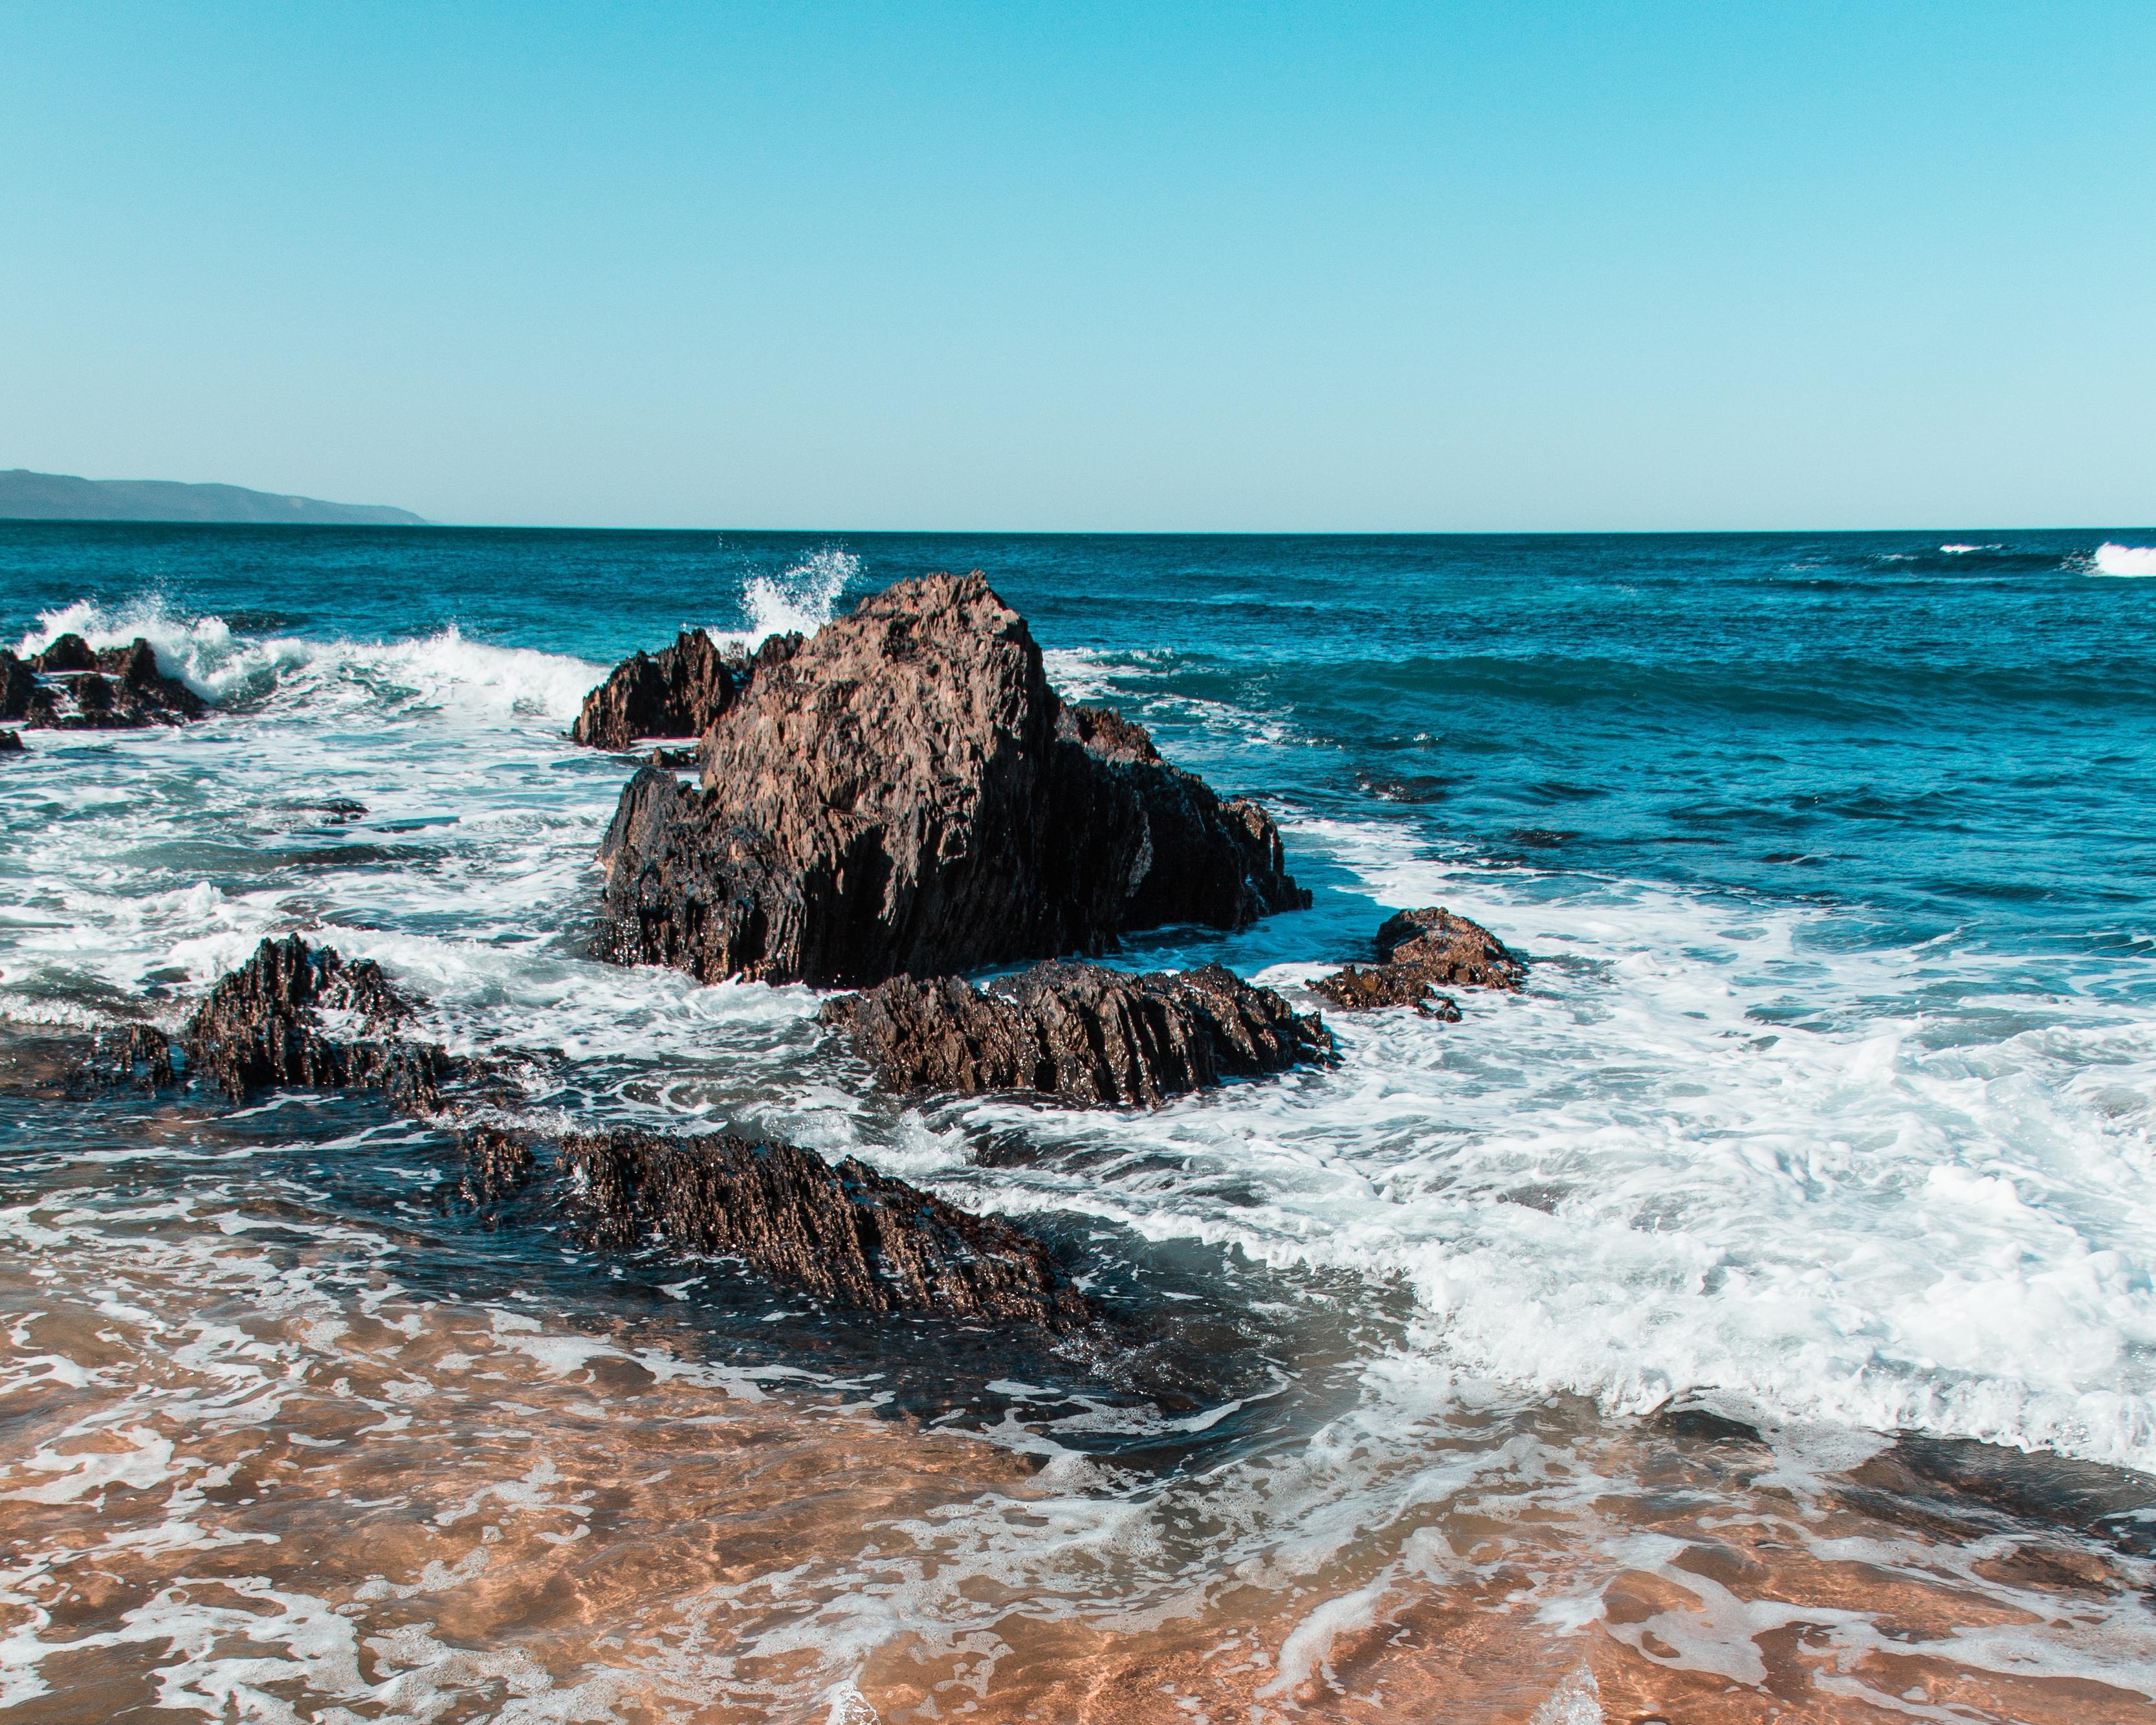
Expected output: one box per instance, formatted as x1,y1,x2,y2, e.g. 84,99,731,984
1314,906,1526,1019
0,633,204,731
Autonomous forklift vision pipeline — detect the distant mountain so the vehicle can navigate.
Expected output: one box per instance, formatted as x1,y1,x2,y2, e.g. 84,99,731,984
0,468,426,525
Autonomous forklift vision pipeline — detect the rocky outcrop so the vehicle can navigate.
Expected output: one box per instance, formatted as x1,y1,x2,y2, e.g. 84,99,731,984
821,960,1331,1108
556,1127,1089,1327
181,934,448,1108
593,573,1309,987
1313,907,1524,1016
0,729,19,754
0,635,204,729
571,628,802,750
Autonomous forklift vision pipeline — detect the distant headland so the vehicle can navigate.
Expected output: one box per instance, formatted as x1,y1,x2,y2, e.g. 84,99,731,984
0,468,426,525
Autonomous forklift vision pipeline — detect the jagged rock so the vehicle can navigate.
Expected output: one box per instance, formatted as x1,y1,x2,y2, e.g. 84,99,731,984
1309,965,1463,1019
594,573,1309,987
0,637,203,729
1314,906,1524,1015
181,934,448,1108
1375,907,1527,989
0,729,19,754
571,628,802,750
821,960,1331,1108
455,1125,538,1213
69,1022,179,1093
35,632,96,672
558,1127,1088,1327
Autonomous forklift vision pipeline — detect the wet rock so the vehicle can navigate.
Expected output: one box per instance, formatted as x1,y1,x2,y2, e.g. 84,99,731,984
34,632,96,672
181,933,448,1109
571,628,802,750
0,636,204,729
0,651,47,723
595,573,1309,987
1314,906,1524,1014
558,1126,1089,1327
454,1125,538,1213
821,960,1331,1108
69,1022,179,1093
1308,964,1462,1019
0,729,19,754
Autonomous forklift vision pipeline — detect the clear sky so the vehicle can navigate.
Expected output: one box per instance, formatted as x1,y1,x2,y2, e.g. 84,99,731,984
3,3,2149,531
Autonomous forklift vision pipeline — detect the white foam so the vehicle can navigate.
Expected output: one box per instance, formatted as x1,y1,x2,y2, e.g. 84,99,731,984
2094,542,2156,577
11,594,602,722
727,548,858,647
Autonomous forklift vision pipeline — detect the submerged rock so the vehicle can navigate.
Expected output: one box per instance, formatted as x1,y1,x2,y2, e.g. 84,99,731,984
821,960,1331,1108
594,573,1308,987
1314,906,1524,1016
571,628,802,750
181,934,448,1108
557,1126,1089,1327
0,636,204,729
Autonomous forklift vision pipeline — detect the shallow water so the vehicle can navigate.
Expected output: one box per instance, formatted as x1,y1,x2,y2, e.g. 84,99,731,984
3,524,2154,1720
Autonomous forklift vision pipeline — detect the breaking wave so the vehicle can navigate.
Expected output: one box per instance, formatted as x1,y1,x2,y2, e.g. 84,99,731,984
2093,542,2156,577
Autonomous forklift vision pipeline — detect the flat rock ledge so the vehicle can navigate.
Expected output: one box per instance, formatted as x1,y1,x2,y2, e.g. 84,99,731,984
1,634,204,729
571,628,802,750
821,960,1332,1109
1313,907,1524,1018
592,571,1309,988
83,934,451,1108
552,1127,1089,1328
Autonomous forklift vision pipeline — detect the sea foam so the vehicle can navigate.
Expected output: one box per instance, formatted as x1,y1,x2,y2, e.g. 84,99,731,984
2093,542,2156,577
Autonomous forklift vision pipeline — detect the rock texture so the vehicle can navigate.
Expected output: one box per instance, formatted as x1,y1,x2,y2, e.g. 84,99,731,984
822,960,1331,1108
593,573,1308,987
0,635,204,729
571,628,802,749
0,730,19,754
1314,906,1524,1016
181,934,448,1108
557,1127,1088,1326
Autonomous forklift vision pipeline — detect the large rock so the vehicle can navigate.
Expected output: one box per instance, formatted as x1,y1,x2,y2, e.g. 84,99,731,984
556,1127,1089,1327
181,934,447,1108
593,573,1308,987
0,635,204,729
571,628,801,750
821,960,1331,1108
1314,906,1524,1016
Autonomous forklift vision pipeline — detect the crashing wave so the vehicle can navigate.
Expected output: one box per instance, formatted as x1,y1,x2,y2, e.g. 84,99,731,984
2093,542,2156,577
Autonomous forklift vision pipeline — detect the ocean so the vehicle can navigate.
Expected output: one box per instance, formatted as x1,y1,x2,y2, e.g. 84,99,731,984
3,522,2154,1722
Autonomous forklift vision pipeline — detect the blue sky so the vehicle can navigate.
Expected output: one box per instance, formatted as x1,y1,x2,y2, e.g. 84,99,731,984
3,3,2148,529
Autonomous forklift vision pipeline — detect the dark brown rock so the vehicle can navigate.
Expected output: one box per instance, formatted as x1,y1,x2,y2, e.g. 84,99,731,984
821,960,1331,1108
594,573,1309,987
1374,907,1526,989
570,628,801,750
0,729,19,754
181,934,448,1108
456,1126,538,1212
35,632,96,673
1314,906,1524,1015
0,652,47,723
1310,965,1463,1020
557,1127,1088,1327
1,636,204,729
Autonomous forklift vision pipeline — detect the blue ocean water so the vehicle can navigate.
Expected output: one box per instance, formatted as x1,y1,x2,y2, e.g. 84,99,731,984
3,523,2155,1719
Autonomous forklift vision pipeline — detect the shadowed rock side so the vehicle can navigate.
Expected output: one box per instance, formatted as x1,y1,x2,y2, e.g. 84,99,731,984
593,572,1308,987
554,1128,1090,1328
1314,906,1524,1018
570,628,802,750
821,960,1332,1108
181,934,449,1108
0,634,204,729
